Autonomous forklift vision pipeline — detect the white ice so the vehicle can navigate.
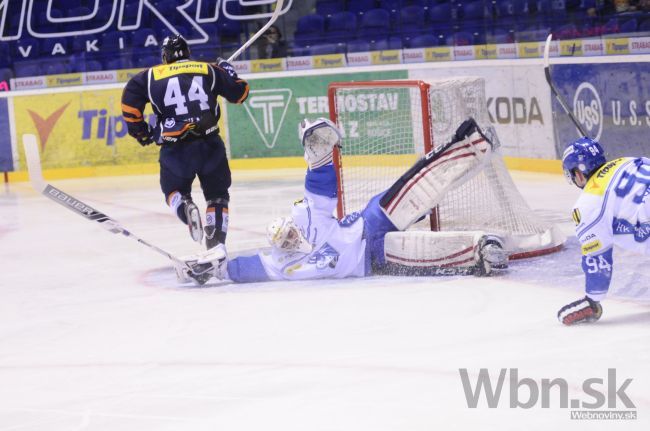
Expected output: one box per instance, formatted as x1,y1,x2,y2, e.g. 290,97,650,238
1,169,649,431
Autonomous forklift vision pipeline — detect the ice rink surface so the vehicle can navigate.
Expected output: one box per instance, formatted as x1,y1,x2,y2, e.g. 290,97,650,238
1,168,649,430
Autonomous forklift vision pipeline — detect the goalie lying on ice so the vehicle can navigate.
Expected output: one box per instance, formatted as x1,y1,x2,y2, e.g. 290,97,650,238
181,117,508,284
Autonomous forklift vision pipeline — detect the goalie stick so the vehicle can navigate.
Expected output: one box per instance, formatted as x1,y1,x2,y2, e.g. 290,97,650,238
227,0,286,62
22,134,196,274
543,34,589,137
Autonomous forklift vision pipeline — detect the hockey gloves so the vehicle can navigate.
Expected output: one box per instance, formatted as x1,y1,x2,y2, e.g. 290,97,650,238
558,296,603,325
135,122,155,146
217,57,238,79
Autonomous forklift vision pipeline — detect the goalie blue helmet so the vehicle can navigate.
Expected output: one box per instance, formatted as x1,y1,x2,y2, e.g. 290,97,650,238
562,137,606,187
161,34,191,64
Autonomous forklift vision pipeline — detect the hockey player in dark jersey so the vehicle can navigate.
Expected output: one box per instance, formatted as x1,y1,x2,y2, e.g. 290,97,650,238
121,34,249,249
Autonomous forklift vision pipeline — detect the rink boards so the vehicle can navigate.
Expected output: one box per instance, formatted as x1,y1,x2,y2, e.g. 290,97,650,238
2,56,650,179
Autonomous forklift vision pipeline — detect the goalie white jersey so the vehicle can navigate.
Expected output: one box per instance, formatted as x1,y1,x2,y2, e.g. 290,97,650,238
573,157,650,300
226,165,369,282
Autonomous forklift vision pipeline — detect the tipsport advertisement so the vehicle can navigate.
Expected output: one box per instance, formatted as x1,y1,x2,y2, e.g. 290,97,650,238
9,88,226,170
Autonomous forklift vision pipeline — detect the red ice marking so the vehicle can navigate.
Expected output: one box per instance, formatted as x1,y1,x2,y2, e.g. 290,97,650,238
0,225,16,239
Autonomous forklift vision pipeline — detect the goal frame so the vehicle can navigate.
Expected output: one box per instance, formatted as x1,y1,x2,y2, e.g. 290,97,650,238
328,79,564,260
328,80,440,228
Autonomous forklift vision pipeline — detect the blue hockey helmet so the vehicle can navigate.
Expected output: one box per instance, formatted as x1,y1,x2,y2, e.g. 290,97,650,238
161,34,191,64
562,137,606,187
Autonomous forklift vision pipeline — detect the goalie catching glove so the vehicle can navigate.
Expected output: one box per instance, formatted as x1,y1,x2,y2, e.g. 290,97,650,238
557,296,603,325
299,117,342,170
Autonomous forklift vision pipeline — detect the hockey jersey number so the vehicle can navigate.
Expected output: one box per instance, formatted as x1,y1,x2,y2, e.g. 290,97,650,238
164,77,210,115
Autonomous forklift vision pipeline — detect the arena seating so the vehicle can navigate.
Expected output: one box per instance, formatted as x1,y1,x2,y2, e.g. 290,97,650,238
3,0,650,79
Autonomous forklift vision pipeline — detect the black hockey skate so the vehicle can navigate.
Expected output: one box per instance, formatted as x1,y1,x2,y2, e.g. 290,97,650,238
182,196,203,243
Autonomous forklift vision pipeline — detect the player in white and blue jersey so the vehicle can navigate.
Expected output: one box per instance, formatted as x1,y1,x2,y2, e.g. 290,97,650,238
558,137,650,325
180,117,508,285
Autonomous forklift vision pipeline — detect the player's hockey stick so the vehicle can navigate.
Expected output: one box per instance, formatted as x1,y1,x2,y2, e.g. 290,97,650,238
22,134,194,273
226,0,286,62
543,34,588,137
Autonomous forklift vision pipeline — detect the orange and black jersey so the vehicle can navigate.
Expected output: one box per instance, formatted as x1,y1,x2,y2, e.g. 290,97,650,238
121,60,249,142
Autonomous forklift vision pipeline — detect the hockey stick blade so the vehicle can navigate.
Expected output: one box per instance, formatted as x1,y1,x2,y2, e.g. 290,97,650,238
227,0,286,62
543,34,588,137
22,134,193,272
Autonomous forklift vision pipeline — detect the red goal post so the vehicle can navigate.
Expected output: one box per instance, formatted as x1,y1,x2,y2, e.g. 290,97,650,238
328,80,438,226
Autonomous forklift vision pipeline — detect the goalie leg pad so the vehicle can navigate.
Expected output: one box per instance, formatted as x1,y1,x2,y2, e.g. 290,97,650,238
379,118,492,230
378,231,507,276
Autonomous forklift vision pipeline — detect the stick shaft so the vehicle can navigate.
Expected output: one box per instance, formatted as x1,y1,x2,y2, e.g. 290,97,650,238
23,134,191,270
227,0,286,62
543,34,588,137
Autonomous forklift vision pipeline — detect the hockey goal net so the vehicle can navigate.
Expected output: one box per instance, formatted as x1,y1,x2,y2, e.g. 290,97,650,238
328,78,565,259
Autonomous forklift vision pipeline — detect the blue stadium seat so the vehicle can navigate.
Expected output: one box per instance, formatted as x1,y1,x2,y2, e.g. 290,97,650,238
496,0,530,32
372,36,403,50
102,31,128,50
316,0,346,17
409,0,433,6
14,62,41,78
0,44,10,67
379,0,405,22
554,22,580,39
311,43,346,55
406,34,438,48
43,60,69,76
496,0,529,16
428,3,454,34
429,3,453,23
398,5,428,43
84,60,104,72
349,0,379,16
294,14,325,46
0,68,14,82
620,18,638,34
132,28,158,53
462,0,488,21
639,18,650,32
451,31,475,45
327,12,358,43
104,57,133,71
191,46,219,62
379,0,404,11
216,20,242,38
134,55,159,68
358,9,391,40
487,27,515,43
347,40,371,52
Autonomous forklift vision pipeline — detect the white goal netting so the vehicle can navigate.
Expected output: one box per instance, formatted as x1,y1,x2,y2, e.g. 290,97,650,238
330,78,565,258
